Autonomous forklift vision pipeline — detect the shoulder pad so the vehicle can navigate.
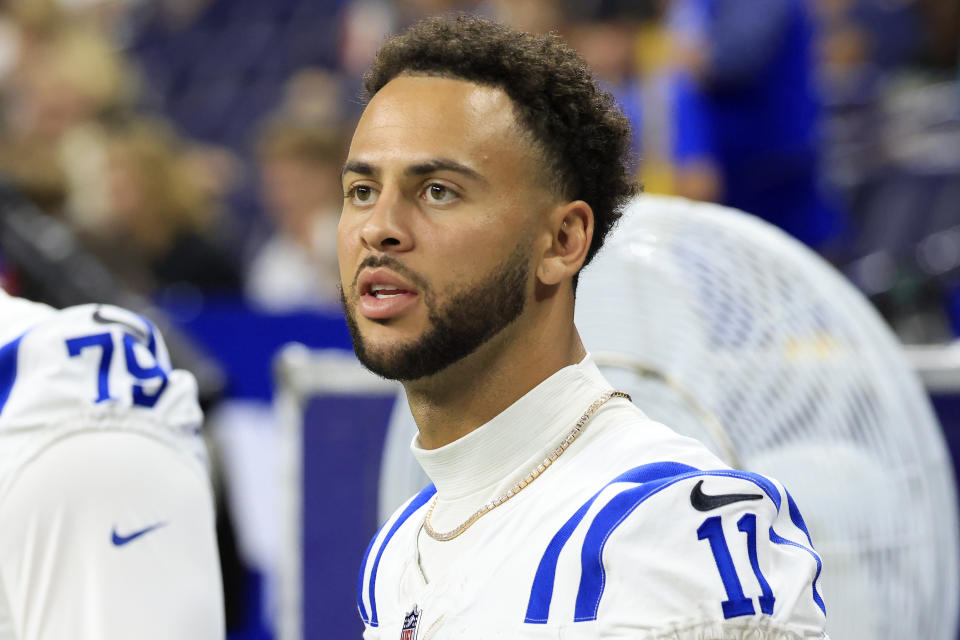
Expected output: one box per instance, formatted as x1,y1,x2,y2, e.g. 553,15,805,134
0,303,201,435
0,293,55,343
526,465,826,635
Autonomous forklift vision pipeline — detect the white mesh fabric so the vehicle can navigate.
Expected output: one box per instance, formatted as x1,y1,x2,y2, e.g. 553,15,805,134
575,195,959,640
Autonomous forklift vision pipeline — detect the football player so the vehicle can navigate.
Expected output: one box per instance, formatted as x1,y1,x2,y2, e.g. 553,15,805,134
340,16,828,639
0,289,223,639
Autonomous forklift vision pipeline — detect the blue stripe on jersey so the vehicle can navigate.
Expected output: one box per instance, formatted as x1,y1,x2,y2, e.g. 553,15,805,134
134,313,159,356
786,490,813,546
573,469,781,622
0,335,24,416
769,526,826,615
524,462,698,624
357,522,384,624
363,484,437,627
526,465,784,625
783,490,825,615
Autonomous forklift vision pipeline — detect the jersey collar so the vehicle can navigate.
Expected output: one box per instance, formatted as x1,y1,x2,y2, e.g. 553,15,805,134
411,353,611,504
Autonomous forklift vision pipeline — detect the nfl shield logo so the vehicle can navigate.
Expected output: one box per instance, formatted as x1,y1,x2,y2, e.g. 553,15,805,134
400,605,421,640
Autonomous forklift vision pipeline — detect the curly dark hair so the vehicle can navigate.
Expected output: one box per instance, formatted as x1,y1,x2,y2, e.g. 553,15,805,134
364,15,639,272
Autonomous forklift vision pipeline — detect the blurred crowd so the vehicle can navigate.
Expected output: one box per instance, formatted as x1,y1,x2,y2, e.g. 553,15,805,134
0,0,957,329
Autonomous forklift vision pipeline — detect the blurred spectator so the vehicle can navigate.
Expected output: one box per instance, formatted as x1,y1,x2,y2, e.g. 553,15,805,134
565,17,641,151
0,14,22,84
279,68,348,129
246,122,345,310
0,24,134,212
812,0,924,197
88,117,241,297
181,142,245,205
339,0,490,78
666,0,843,249
339,1,398,78
564,8,709,197
813,0,922,103
913,0,960,72
6,0,140,39
487,0,563,33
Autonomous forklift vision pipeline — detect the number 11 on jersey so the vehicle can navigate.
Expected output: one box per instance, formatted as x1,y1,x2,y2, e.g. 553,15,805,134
698,513,776,619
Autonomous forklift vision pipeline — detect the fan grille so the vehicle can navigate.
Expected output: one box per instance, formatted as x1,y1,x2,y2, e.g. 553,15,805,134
576,195,959,639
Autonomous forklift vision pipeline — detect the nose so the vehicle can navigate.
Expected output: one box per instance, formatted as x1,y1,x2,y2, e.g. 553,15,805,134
359,187,415,253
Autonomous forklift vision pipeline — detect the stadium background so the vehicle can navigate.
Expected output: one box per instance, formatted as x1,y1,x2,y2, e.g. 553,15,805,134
0,0,957,637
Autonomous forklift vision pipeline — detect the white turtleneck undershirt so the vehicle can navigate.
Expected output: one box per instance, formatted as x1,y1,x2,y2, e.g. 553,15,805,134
410,353,619,582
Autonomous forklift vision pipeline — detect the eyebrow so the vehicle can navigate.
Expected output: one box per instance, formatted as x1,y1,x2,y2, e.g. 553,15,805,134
342,160,375,178
341,158,488,184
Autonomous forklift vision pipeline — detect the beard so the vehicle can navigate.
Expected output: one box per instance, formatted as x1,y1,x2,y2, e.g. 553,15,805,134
340,242,530,381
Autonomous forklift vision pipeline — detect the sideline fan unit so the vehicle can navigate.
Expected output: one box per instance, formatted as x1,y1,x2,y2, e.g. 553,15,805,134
574,195,959,640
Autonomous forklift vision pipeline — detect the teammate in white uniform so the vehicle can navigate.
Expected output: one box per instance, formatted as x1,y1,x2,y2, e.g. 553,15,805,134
0,289,224,639
338,16,828,639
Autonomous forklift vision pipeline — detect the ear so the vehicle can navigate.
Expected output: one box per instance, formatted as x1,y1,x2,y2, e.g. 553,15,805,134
536,200,594,287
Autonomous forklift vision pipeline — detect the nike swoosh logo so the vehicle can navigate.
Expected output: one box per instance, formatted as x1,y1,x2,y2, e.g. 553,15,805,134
111,522,166,546
92,306,149,343
690,479,763,512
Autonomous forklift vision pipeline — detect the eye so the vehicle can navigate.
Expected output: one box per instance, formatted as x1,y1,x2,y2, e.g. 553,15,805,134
345,184,379,206
423,183,459,205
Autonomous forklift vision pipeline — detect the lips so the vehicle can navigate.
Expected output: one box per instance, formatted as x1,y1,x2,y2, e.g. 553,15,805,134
356,268,420,320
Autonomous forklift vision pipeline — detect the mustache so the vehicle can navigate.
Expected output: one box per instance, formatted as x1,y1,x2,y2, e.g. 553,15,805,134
350,254,430,293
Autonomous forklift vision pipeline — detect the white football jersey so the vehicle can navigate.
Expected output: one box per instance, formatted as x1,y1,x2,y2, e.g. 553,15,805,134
359,357,827,639
0,290,223,639
0,292,206,475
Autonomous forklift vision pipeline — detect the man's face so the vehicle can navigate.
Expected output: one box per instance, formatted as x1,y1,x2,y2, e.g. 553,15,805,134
338,75,551,381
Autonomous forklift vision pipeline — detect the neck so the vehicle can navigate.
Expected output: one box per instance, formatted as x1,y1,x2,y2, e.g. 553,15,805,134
404,297,586,450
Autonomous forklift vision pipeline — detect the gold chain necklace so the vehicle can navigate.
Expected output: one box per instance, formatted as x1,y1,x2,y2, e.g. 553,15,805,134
422,390,631,542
